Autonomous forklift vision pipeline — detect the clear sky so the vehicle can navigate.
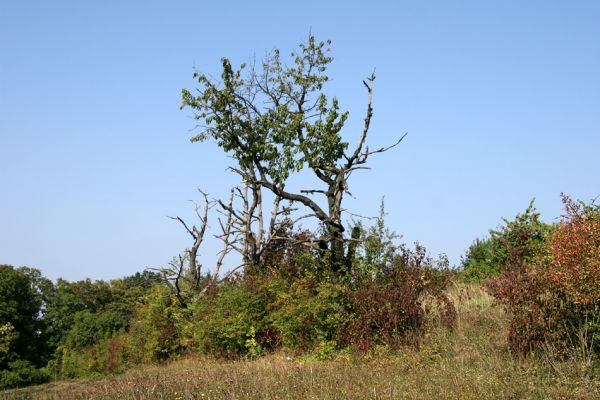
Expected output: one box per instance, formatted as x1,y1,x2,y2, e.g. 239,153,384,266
1,1,599,281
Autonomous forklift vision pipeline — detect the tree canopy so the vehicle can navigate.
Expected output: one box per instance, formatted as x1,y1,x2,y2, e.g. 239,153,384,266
181,35,404,272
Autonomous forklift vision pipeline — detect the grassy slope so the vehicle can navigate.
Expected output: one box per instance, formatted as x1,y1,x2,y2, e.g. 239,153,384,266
2,284,599,400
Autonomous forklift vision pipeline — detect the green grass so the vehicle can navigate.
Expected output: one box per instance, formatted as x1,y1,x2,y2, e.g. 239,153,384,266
2,284,598,400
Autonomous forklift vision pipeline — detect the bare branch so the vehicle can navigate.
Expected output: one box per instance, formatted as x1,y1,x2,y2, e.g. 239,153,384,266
363,132,407,158
167,216,196,239
345,72,375,168
212,189,235,281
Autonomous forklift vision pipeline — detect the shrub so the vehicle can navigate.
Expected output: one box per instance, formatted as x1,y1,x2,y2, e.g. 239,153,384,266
460,237,500,282
58,334,131,378
487,196,600,358
490,200,553,267
0,359,48,389
486,260,570,355
65,310,127,350
344,244,456,352
549,195,600,356
189,278,273,358
268,275,350,352
126,285,185,364
53,310,129,378
549,195,600,305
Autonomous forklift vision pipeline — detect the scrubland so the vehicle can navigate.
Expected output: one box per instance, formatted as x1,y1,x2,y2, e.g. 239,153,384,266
3,284,598,400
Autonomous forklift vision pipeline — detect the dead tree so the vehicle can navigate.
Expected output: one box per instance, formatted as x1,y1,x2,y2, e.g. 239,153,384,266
217,167,308,275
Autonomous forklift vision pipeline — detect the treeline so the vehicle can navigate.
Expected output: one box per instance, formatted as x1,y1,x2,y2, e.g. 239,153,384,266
0,267,161,388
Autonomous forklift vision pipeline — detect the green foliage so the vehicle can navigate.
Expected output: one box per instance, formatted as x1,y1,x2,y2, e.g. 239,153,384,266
0,266,52,388
65,310,126,350
460,200,553,282
126,284,184,363
490,199,553,269
351,198,400,278
0,359,48,389
44,271,160,354
189,280,272,357
0,323,18,368
44,278,114,349
311,338,339,361
269,276,350,352
181,35,347,185
0,265,48,371
460,237,499,282
57,334,130,378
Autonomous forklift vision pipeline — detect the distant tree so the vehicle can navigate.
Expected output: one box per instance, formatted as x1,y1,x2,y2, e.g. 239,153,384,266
0,265,48,370
64,310,126,350
461,200,553,282
490,200,554,270
460,237,499,281
181,34,404,273
44,278,114,347
120,271,162,290
107,271,163,319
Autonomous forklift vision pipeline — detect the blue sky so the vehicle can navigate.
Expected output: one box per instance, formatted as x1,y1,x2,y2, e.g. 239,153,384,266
1,1,599,281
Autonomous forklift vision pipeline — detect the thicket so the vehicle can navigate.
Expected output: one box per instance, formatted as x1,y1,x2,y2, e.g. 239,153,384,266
0,215,458,389
475,196,600,360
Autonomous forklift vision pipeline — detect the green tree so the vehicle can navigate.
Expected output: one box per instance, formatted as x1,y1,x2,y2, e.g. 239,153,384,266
0,265,50,388
181,35,404,273
460,237,499,281
64,310,126,350
44,278,113,348
461,200,553,281
490,200,553,271
0,265,46,369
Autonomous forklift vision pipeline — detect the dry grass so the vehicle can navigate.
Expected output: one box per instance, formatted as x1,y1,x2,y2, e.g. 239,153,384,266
2,284,598,400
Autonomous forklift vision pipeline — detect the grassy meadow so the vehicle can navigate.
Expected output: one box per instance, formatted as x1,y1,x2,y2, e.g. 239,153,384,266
3,284,598,400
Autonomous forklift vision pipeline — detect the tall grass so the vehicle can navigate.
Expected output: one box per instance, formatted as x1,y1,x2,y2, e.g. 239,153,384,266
2,284,598,400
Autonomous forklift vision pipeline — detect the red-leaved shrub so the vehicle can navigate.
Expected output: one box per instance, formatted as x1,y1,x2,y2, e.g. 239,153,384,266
344,244,456,352
549,195,600,305
487,196,600,357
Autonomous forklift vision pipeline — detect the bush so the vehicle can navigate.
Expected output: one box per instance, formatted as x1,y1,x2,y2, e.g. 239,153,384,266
57,334,131,378
268,275,350,352
549,196,600,305
487,196,600,358
460,237,500,282
0,360,48,389
65,310,127,350
188,278,273,358
549,196,600,356
461,200,553,283
486,260,570,355
344,244,456,352
126,285,185,364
